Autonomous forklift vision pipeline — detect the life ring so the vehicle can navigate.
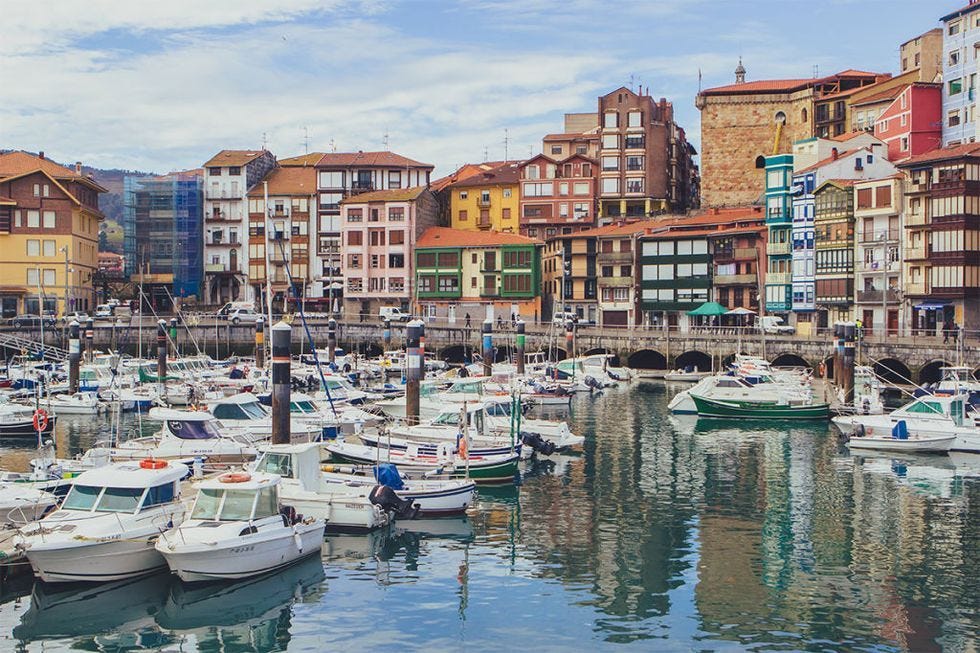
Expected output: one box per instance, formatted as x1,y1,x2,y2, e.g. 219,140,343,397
243,366,251,377
32,409,49,432
219,472,252,483
139,458,168,469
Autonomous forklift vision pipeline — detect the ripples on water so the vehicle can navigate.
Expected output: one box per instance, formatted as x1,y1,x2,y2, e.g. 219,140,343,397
0,385,977,652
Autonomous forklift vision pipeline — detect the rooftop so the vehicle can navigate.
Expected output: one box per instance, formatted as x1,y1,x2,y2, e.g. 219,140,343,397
315,151,433,169
447,161,521,189
278,153,325,167
431,161,509,193
941,1,980,22
417,226,542,248
203,150,270,168
246,166,316,197
0,151,108,193
794,147,864,174
542,132,599,142
700,69,883,97
339,186,428,203
897,141,980,167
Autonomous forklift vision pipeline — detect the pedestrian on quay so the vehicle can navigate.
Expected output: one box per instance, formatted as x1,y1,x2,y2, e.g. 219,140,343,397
465,313,471,328
943,319,953,344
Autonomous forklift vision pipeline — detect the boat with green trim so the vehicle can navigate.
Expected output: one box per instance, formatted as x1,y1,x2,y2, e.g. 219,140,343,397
691,394,830,420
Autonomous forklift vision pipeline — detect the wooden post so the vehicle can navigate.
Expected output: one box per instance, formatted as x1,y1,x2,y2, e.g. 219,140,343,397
271,321,291,445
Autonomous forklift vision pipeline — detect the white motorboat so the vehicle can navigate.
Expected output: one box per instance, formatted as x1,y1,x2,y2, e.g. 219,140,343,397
668,373,811,415
0,483,59,525
18,459,190,582
0,403,57,439
207,393,322,443
320,461,476,517
664,368,713,383
155,471,325,582
42,392,102,415
253,442,395,532
93,408,256,464
846,431,956,454
833,393,980,453
326,440,519,484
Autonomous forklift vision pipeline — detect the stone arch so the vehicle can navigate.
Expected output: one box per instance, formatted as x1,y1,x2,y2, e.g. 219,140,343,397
583,347,608,356
754,155,766,169
675,350,712,372
774,110,786,124
801,107,808,123
627,349,667,370
440,344,470,364
873,358,913,385
822,355,835,380
919,360,950,385
770,353,810,369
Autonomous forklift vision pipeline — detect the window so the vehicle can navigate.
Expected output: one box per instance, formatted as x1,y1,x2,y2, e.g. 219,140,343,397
626,178,644,193
347,208,363,222
368,208,380,222
369,229,386,246
950,50,961,66
417,252,436,267
42,184,49,197
551,145,562,155
43,240,55,256
347,253,361,268
558,182,569,196
503,274,532,293
949,22,960,36
901,137,909,151
602,265,613,277
949,78,963,96
389,253,405,268
388,207,405,221
576,145,588,155
370,254,382,269
33,183,40,197
347,231,363,246
523,183,551,197
27,210,39,228
601,178,620,194
624,135,644,149
347,277,363,292
27,240,39,256
458,210,468,221
42,269,55,286
228,166,241,176
388,171,402,189
459,191,468,200
949,110,961,127
319,171,344,188
628,111,641,127
438,276,459,292
389,230,404,245
626,155,644,171
503,188,512,198
603,112,618,128
320,193,342,209
602,134,618,149
602,156,619,171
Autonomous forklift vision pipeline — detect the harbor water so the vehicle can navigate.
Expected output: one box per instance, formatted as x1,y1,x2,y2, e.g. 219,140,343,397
0,383,977,651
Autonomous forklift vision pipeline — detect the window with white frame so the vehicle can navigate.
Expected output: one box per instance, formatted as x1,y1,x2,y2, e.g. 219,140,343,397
601,178,619,194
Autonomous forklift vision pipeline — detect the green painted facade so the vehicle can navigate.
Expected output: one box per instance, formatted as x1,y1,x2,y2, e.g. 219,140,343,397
638,237,711,313
416,243,541,301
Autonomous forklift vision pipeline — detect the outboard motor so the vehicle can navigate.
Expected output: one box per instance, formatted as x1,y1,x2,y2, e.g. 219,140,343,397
521,432,557,456
369,485,420,520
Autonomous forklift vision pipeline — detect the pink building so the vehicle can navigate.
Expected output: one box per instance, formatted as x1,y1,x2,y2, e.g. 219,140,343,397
874,82,942,161
340,187,440,319
518,153,597,239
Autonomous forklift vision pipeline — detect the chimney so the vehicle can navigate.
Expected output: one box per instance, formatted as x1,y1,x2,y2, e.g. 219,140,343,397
831,147,839,160
75,161,82,174
38,151,44,160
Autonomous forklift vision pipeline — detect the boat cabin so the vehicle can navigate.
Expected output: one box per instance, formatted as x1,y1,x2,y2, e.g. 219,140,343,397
209,393,269,421
892,394,970,427
190,472,281,522
60,461,187,515
254,443,321,492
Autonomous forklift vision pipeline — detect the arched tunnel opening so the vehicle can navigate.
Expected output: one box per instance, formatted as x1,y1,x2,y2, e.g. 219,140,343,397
674,350,712,372
770,353,811,369
918,360,950,385
627,349,667,370
873,358,913,385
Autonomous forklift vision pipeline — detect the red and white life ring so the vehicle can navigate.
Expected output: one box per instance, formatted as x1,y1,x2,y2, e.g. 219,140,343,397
219,472,252,483
139,458,168,469
32,409,49,432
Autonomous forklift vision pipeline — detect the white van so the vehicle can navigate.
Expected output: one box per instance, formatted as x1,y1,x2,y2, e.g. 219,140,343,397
218,301,255,318
226,307,263,325
378,307,412,322
552,311,578,325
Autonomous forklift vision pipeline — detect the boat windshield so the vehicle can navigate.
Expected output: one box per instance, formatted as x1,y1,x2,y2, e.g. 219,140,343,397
448,381,482,395
213,401,267,420
191,488,222,520
97,487,145,513
485,402,511,417
62,484,101,511
291,400,317,413
905,400,946,416
432,411,466,426
256,453,294,478
167,419,223,440
192,488,257,521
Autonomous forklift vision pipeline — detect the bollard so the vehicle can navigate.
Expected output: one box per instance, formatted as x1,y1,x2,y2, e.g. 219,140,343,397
255,317,265,369
84,317,94,363
68,320,80,393
516,319,526,376
841,321,856,406
405,320,423,426
170,318,178,357
271,321,291,445
157,319,168,387
383,318,391,350
327,318,337,364
482,319,493,377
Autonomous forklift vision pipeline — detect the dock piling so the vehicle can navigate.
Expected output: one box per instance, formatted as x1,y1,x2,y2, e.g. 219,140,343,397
271,321,291,445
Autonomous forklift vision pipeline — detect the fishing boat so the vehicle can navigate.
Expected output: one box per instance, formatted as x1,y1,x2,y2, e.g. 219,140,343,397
18,459,190,582
95,408,256,464
253,442,397,532
155,471,325,582
690,393,830,420
325,440,519,484
832,393,980,453
845,430,956,454
664,367,713,383
321,462,476,517
0,403,56,438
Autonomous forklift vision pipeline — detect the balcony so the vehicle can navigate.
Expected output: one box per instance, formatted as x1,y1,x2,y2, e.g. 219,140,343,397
904,245,929,260
767,272,792,285
714,273,756,285
477,197,491,208
479,286,498,297
715,247,758,262
209,236,240,246
768,242,790,256
904,281,930,295
206,212,238,222
857,289,902,303
598,251,633,264
476,219,492,229
205,190,242,200
348,182,375,195
205,264,237,275
905,212,928,227
597,275,633,287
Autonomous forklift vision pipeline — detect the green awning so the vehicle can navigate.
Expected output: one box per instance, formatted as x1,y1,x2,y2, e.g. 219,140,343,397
686,301,728,316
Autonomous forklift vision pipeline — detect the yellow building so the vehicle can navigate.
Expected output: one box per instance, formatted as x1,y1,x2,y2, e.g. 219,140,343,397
0,152,106,317
447,162,520,232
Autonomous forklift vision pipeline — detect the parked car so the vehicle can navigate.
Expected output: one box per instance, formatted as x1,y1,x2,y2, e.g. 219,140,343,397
759,315,795,335
552,311,578,325
379,307,412,322
12,314,56,328
94,304,113,319
218,301,255,318
226,307,263,325
60,311,91,325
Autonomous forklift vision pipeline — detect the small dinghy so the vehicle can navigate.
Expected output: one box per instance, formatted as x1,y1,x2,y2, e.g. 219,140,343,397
155,471,325,582
846,420,956,454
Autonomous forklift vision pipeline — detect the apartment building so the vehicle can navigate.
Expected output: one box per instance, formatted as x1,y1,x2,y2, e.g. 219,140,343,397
813,179,858,326
340,187,439,319
202,149,277,305
518,153,597,239
763,154,795,312
447,162,521,232
941,1,980,145
900,28,943,82
874,82,943,161
314,151,434,313
0,151,106,317
542,231,597,323
593,221,647,327
853,176,905,335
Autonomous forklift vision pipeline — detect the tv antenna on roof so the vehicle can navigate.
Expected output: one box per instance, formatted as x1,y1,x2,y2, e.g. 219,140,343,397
329,139,337,153
261,132,268,150
302,126,310,154
503,128,509,161
812,64,819,79
483,146,489,162
383,127,390,151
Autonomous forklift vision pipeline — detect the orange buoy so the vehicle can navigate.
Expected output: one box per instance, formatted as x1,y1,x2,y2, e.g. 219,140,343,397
219,472,252,483
139,458,168,469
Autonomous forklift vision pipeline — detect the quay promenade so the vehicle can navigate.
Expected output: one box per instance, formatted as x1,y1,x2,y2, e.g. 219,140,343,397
2,318,975,385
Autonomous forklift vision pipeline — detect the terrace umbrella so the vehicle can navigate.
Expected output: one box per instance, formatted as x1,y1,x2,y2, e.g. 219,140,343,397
726,306,755,329
687,301,728,330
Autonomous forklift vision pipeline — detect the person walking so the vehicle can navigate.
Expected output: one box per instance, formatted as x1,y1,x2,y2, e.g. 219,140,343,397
464,313,471,328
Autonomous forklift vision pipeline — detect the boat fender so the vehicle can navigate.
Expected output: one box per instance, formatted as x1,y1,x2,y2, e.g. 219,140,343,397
220,472,252,483
140,458,168,469
369,484,419,520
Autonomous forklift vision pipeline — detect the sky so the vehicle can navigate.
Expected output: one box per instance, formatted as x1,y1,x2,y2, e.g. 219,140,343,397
0,0,950,176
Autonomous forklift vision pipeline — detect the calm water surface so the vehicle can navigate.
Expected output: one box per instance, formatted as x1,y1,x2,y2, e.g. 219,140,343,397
0,384,977,652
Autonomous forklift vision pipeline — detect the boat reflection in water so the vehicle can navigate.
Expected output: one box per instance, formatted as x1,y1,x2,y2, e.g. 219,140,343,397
848,451,980,499
13,573,171,645
157,554,326,650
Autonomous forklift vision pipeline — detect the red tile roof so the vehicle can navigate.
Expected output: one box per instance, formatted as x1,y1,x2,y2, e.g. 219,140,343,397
278,153,325,167
849,85,906,108
0,151,107,193
417,226,542,248
821,178,860,188
315,151,433,169
830,131,870,143
203,150,270,168
586,220,652,237
447,161,521,189
430,161,509,192
542,132,599,142
897,142,980,167
700,78,815,96
246,166,316,198
0,196,16,205
794,148,863,174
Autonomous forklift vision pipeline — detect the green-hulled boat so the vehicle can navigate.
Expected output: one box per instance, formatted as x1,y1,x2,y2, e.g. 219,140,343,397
325,441,519,484
691,394,830,420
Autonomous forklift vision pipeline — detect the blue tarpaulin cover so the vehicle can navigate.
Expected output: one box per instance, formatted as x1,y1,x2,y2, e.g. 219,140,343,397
374,463,404,490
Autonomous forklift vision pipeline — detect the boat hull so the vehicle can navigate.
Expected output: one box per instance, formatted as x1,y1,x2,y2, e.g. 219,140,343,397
327,448,518,484
25,539,167,583
158,522,324,582
846,435,956,453
0,418,57,439
692,395,829,420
